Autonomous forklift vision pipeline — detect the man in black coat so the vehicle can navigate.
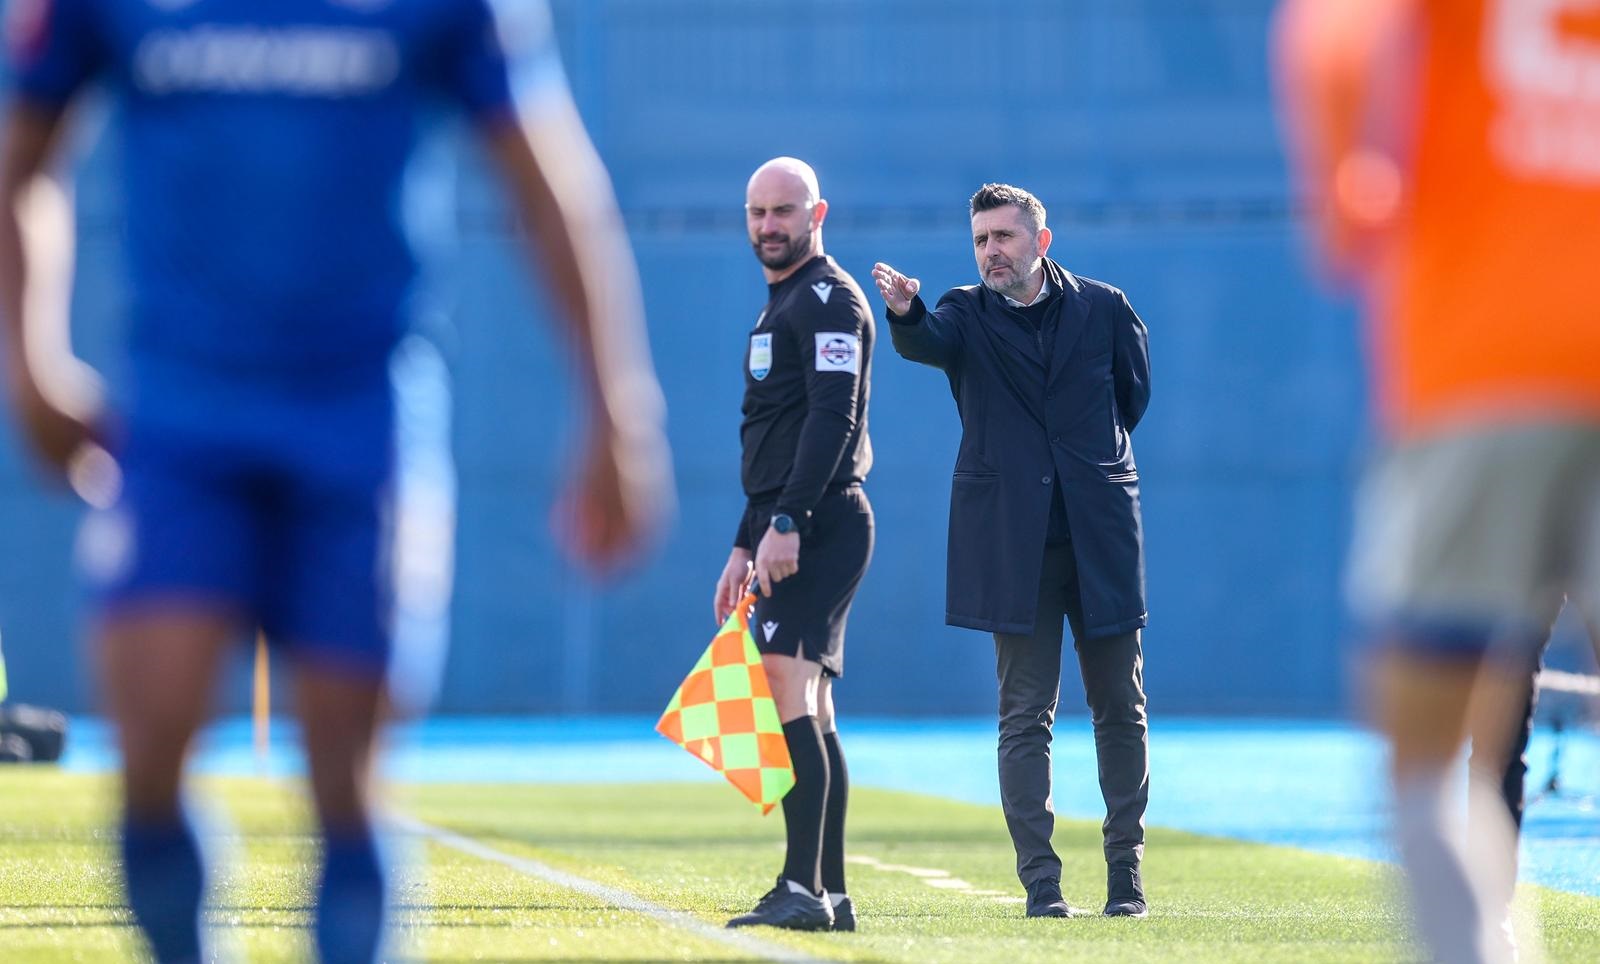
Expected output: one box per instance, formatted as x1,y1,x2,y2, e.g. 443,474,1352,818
872,183,1150,919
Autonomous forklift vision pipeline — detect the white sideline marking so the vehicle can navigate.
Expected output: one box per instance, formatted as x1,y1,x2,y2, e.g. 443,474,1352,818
1537,668,1600,696
848,854,1019,904
393,814,833,964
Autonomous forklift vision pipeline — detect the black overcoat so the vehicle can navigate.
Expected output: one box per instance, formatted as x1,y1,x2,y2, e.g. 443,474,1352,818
888,258,1150,637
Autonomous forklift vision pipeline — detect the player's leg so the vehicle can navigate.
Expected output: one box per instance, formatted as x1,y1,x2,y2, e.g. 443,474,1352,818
815,675,854,930
1350,426,1582,964
99,610,234,964
1469,614,1554,848
265,382,398,964
1461,650,1541,960
293,662,387,964
81,422,258,964
994,542,1070,914
1369,648,1518,964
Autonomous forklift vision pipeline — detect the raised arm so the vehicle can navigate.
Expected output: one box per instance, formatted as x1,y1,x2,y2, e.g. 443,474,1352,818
872,261,963,370
1272,0,1421,283
477,98,672,573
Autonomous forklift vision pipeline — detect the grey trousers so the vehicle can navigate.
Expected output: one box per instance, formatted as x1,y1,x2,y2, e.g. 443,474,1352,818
994,542,1149,886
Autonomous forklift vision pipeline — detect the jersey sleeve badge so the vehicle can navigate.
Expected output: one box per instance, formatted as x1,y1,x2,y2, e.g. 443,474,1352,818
814,332,860,374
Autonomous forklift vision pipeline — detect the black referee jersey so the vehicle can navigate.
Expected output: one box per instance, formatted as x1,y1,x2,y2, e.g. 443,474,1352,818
735,254,873,546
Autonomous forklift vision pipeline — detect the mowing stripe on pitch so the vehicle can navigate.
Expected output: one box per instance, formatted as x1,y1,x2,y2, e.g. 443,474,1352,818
392,814,834,964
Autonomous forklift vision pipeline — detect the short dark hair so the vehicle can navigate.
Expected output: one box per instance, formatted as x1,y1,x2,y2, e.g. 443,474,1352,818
969,183,1046,234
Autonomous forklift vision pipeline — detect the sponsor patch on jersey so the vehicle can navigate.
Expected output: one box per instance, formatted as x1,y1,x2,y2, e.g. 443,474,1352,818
132,27,402,97
814,332,860,374
749,332,773,380
811,281,833,304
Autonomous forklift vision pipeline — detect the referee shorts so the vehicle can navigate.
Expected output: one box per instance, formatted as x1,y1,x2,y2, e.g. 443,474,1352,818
744,485,873,677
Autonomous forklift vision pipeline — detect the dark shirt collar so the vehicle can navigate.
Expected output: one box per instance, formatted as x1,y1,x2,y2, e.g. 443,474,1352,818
767,254,830,297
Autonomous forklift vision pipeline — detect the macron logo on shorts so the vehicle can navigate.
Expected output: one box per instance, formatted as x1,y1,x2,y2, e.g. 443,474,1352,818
762,621,779,641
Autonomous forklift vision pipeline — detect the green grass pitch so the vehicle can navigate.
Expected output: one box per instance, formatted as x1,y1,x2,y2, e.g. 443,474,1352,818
1,769,1596,962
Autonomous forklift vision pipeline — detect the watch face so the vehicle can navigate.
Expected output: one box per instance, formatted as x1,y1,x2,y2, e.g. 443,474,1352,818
771,513,795,534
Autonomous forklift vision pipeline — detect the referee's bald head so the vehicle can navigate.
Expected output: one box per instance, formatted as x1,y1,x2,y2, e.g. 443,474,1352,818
747,156,820,206
746,156,828,275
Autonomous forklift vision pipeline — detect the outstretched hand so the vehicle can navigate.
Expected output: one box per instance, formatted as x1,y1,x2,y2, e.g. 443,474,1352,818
871,262,920,316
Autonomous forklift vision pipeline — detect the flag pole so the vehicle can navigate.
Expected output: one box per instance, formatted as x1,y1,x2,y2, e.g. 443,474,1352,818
253,631,269,773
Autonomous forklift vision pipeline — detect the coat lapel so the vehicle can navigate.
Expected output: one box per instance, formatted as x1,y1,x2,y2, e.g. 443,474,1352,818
1046,260,1091,387
977,285,1045,369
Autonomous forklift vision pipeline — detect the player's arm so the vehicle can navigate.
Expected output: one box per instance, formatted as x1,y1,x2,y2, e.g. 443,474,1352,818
1271,0,1420,282
476,98,672,574
0,100,102,476
872,262,963,370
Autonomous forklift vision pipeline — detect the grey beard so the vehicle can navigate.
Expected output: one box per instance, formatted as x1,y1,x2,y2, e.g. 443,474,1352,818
983,265,1040,303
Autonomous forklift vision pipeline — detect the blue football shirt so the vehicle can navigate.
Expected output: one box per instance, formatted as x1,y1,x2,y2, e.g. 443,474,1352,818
7,0,561,380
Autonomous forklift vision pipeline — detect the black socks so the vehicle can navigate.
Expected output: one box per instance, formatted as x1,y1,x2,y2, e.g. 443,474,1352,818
780,716,829,892
821,729,849,895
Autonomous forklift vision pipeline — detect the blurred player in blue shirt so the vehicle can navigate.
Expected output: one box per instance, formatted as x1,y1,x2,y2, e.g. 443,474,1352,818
0,0,670,960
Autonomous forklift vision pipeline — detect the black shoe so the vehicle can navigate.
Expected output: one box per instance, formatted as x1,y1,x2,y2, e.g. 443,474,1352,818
727,878,834,931
1104,862,1147,918
831,895,856,931
1025,877,1072,918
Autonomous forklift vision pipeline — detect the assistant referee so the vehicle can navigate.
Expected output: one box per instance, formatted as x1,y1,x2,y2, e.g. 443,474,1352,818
714,157,874,932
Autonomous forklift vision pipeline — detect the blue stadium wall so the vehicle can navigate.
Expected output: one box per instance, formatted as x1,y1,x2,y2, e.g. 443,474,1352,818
0,0,1370,716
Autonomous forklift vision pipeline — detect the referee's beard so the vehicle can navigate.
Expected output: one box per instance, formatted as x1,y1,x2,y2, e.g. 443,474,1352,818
752,231,814,272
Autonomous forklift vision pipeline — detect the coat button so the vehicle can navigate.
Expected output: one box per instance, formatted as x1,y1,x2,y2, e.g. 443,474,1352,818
1042,476,1051,484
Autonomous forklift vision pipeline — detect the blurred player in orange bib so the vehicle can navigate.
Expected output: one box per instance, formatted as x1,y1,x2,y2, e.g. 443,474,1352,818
1275,1,1600,961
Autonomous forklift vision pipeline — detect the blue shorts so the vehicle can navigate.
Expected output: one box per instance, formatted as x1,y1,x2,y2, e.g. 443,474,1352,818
77,361,399,674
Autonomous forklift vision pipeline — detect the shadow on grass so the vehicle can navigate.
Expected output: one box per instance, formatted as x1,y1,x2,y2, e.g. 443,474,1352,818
0,913,129,930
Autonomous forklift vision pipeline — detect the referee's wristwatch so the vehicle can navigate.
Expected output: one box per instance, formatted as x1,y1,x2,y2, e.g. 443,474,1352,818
770,512,798,535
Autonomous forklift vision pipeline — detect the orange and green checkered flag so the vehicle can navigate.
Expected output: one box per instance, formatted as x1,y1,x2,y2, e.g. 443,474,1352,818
656,593,794,814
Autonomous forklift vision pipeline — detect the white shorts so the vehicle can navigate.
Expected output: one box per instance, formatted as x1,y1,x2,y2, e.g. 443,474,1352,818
1346,422,1600,656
